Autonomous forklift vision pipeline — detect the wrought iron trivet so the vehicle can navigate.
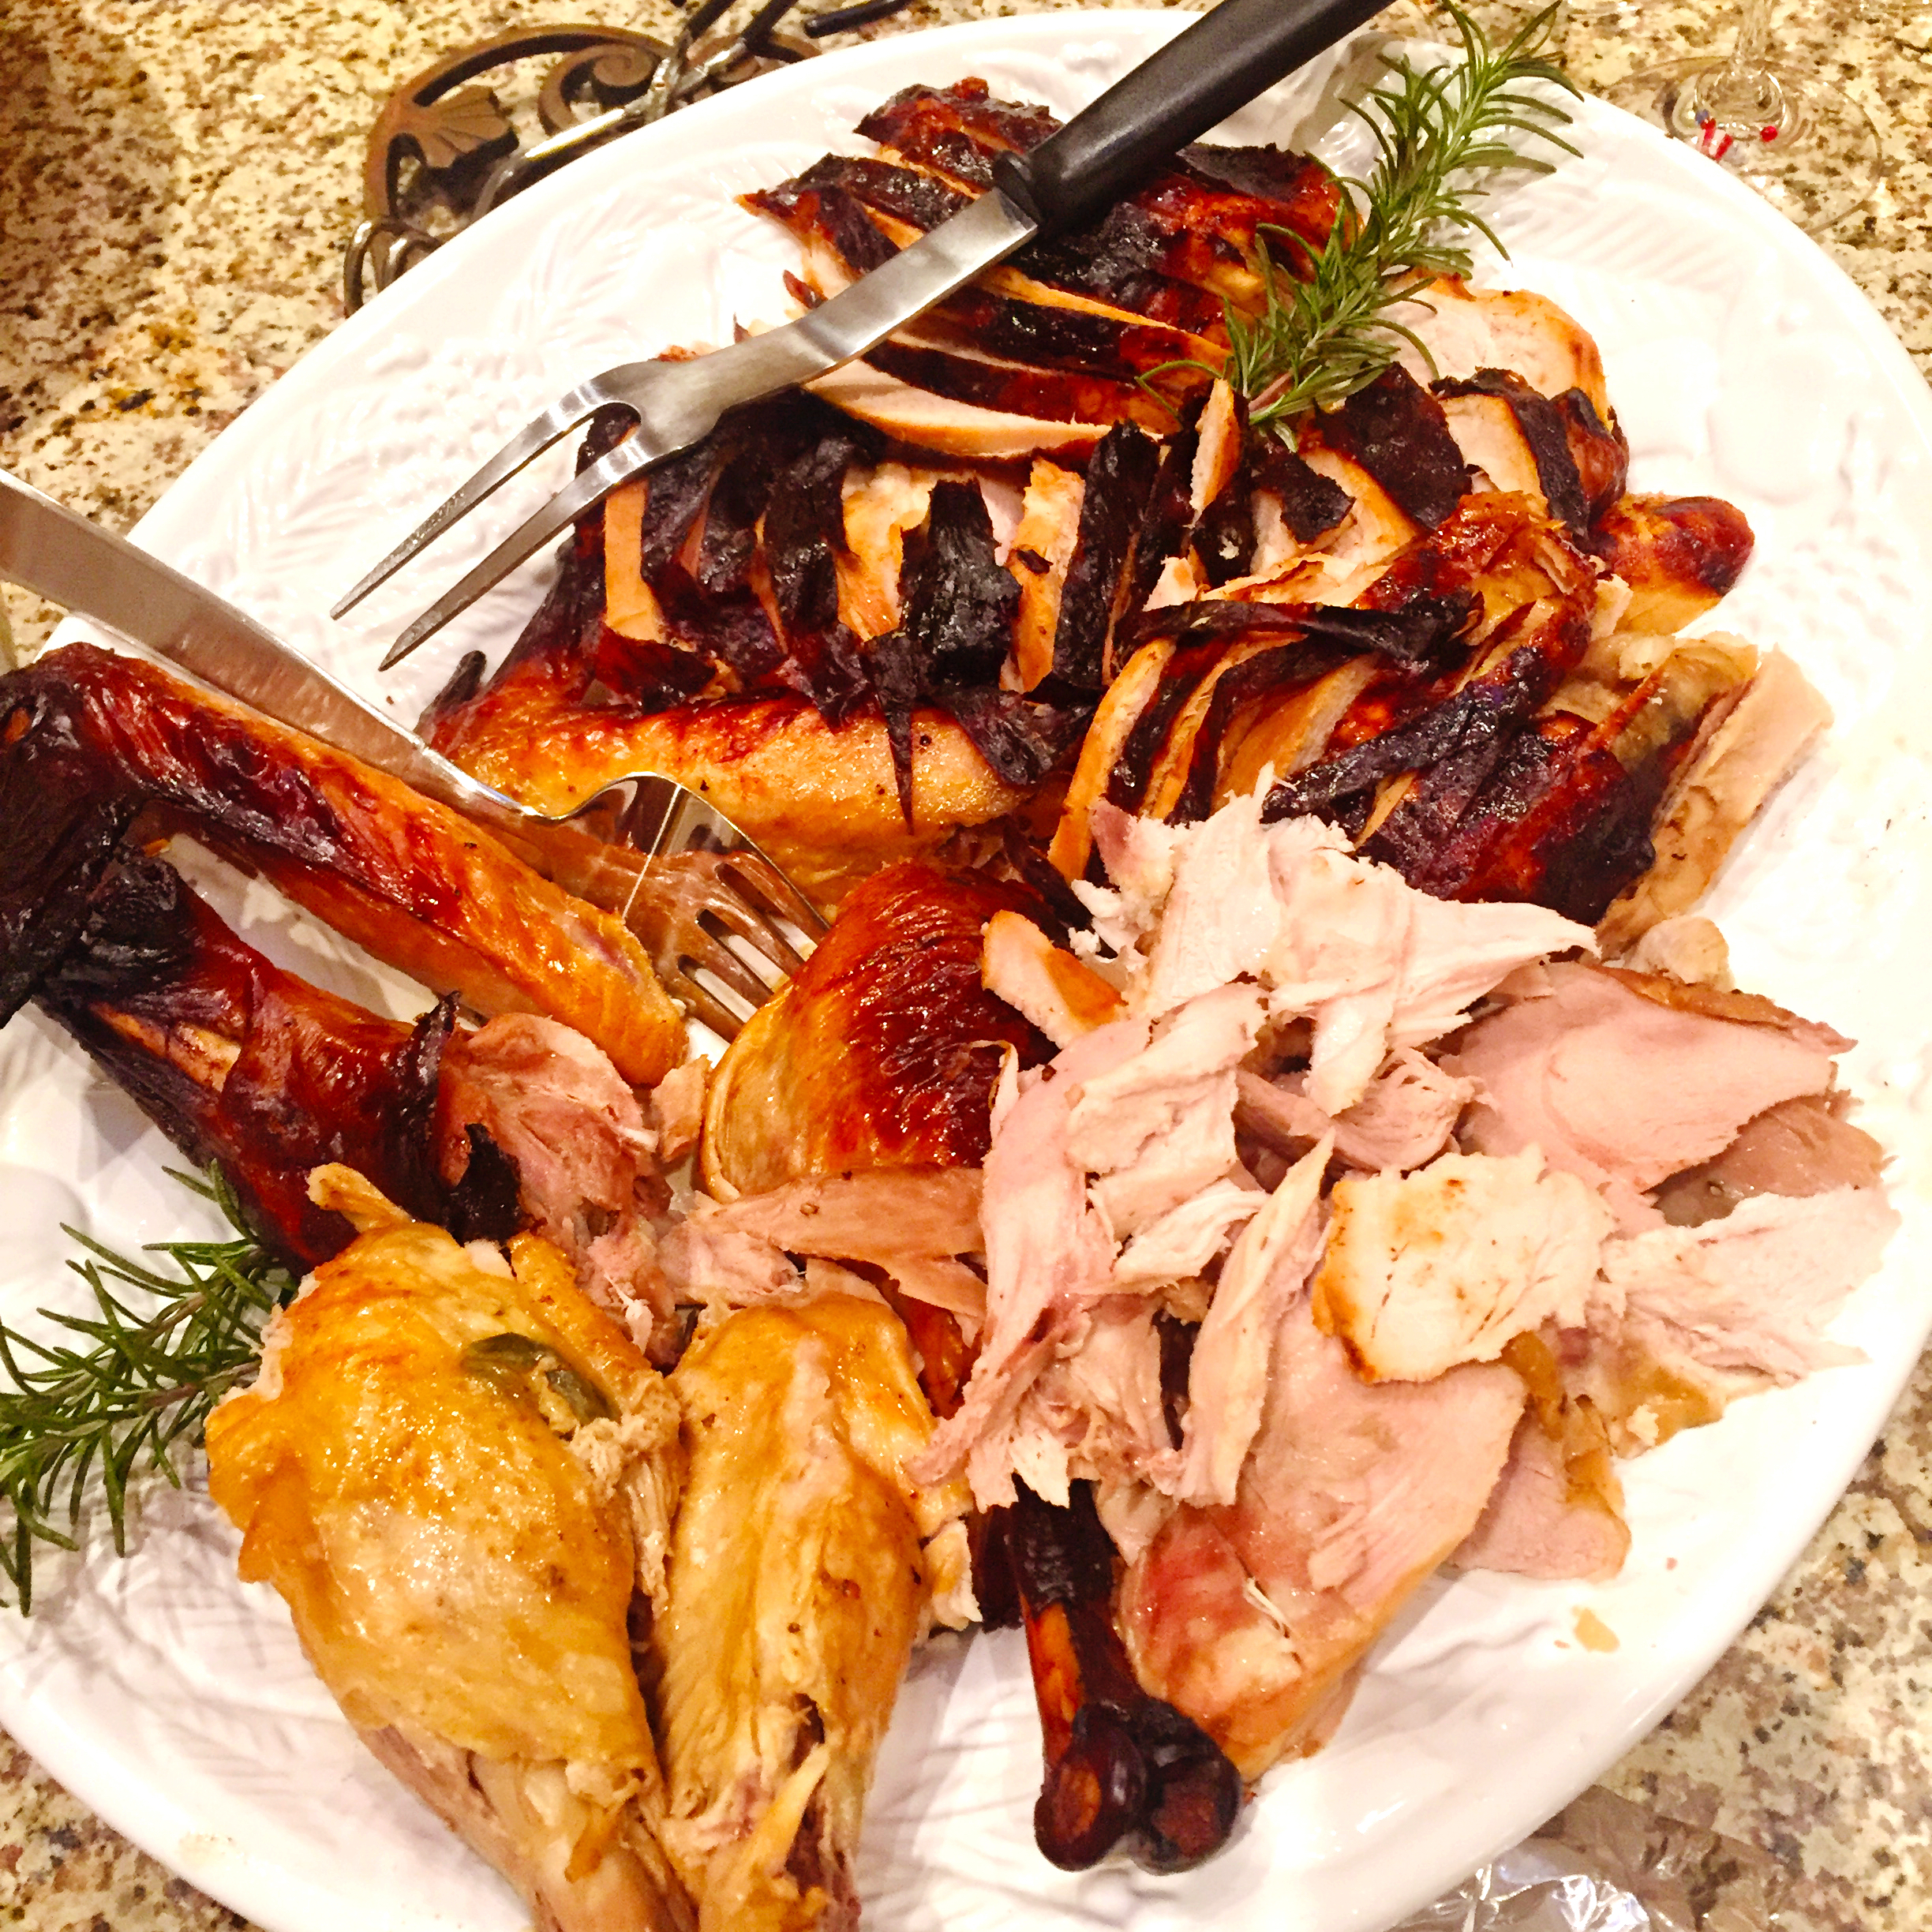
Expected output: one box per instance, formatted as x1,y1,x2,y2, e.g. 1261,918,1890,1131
344,0,913,312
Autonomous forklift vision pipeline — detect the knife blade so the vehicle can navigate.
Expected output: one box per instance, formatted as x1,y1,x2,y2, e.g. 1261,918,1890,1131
0,466,523,826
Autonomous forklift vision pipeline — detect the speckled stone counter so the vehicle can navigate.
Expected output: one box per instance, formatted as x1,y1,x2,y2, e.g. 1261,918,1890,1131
1,2,1928,1928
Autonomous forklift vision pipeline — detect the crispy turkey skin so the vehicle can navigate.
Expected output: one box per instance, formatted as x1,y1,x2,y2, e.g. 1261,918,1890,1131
653,1297,971,1932
205,1170,690,1932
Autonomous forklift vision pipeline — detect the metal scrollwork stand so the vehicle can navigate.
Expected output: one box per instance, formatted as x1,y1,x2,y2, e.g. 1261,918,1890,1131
343,0,912,313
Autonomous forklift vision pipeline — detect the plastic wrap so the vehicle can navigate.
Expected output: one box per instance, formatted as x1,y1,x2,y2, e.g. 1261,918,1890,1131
1391,1788,1833,1932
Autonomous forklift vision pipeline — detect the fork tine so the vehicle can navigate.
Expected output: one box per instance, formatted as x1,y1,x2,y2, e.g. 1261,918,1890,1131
330,380,618,620
715,848,827,940
691,890,801,989
682,922,782,1009
705,867,811,978
376,436,660,669
662,964,754,1042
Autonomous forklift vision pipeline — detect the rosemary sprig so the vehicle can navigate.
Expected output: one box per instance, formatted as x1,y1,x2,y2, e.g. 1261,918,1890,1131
1223,3,1580,431
0,1166,291,1612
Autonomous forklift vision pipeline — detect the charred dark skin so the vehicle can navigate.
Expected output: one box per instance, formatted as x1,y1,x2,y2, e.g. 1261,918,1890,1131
852,78,1342,298
992,1481,1243,1874
1320,365,1472,530
1054,421,1162,690
36,853,456,1267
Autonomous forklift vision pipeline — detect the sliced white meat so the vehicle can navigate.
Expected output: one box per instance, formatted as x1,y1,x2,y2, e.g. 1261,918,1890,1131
1144,552,1209,609
1598,650,1833,953
1239,1052,1472,1176
1453,1405,1631,1584
1290,444,1419,586
1114,1176,1264,1289
1599,1185,1896,1383
1450,960,1840,1230
1190,379,1244,515
1005,459,1085,689
1212,660,1380,809
437,1014,671,1354
1312,1151,1612,1382
838,461,937,639
1578,1185,1899,1456
1174,1139,1329,1507
1391,277,1610,414
809,361,1105,461
1233,1067,1335,1159
912,1020,1147,1507
1653,1092,1886,1227
1120,1300,1522,1778
1066,983,1264,1236
878,1255,988,1335
601,477,668,642
1049,641,1175,882
981,908,1124,1049
666,1170,990,1332
1439,391,1544,498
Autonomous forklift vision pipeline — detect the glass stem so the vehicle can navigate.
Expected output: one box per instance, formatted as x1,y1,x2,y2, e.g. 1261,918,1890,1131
1724,0,1773,83
1705,0,1782,125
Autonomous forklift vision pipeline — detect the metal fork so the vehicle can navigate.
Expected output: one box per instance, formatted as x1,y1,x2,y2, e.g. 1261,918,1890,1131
327,0,1389,661
0,466,822,1042
504,770,823,1039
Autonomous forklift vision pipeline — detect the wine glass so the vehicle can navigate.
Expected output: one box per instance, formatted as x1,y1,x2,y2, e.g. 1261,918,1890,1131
1604,0,1881,233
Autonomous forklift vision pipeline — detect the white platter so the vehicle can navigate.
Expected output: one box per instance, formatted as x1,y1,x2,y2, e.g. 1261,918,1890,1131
2,13,1930,1932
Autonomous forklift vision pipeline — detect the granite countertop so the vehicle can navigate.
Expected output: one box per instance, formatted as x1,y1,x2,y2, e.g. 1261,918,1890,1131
0,1,1927,1927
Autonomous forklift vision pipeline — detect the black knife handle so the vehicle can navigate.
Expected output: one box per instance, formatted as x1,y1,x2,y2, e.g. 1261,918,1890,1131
993,0,1389,238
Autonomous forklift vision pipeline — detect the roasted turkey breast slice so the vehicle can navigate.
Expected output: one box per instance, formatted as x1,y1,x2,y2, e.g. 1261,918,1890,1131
1392,277,1611,415
1119,1300,1523,1780
1597,647,1829,952
1447,959,1840,1230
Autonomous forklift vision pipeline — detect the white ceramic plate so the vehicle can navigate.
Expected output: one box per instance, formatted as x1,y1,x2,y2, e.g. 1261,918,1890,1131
2,14,1930,1932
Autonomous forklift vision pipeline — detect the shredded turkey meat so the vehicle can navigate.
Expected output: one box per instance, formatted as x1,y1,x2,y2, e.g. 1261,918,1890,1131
439,1013,674,1357
942,775,1893,1765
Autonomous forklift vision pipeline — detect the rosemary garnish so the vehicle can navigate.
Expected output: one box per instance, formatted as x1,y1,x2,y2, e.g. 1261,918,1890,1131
0,1166,290,1612
1221,4,1579,431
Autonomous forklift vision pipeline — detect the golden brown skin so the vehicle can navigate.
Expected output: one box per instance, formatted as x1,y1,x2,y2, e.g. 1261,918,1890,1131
429,672,1027,911
654,1297,971,1932
702,861,1050,1198
1591,495,1754,632
3,642,684,1085
207,1174,690,1932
